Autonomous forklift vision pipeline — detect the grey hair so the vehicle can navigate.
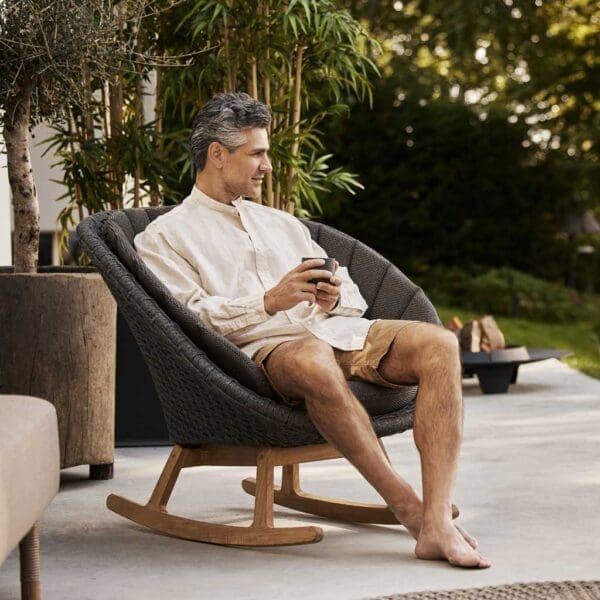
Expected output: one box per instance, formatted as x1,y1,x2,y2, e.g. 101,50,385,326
190,92,272,171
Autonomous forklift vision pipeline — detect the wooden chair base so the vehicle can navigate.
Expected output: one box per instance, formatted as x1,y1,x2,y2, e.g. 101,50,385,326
107,441,458,547
242,470,459,523
107,494,323,546
241,475,400,524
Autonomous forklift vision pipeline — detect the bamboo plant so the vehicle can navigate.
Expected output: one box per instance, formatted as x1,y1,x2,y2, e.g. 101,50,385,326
175,0,381,214
46,0,380,250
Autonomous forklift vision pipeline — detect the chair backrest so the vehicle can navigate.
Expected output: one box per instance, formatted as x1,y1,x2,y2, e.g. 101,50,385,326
77,206,438,445
301,219,439,323
102,207,439,395
103,206,273,398
104,205,439,321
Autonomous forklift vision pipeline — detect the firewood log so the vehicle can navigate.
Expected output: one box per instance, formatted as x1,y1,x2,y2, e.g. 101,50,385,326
444,316,463,332
459,320,482,352
479,315,506,352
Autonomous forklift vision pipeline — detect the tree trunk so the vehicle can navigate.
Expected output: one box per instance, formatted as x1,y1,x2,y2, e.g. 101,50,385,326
3,81,39,274
262,0,274,208
101,81,111,139
133,28,145,208
150,67,163,207
109,74,125,208
109,75,124,135
285,43,304,210
82,63,95,142
248,55,258,99
67,107,84,223
223,8,235,92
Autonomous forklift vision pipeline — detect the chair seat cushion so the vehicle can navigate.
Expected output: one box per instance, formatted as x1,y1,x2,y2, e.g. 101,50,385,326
348,381,417,415
0,395,60,565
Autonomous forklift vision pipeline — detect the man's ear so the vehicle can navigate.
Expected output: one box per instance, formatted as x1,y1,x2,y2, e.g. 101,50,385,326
207,141,225,169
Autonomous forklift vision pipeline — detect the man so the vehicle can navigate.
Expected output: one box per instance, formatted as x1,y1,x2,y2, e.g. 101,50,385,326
135,92,491,568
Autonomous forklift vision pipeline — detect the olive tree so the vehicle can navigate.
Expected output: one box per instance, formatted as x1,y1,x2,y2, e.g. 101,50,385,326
0,0,143,272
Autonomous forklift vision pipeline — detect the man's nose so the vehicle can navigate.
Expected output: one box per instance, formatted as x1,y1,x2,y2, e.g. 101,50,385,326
260,155,272,173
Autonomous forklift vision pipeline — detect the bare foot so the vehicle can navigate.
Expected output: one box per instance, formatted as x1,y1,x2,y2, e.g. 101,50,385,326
391,506,478,549
455,524,478,549
391,504,422,540
415,521,491,568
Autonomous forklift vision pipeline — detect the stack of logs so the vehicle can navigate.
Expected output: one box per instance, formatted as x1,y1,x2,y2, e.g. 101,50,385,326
445,315,506,353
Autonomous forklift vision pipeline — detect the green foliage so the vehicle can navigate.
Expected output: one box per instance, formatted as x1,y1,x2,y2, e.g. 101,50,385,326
343,0,599,193
0,0,140,125
591,301,600,358
1,0,152,270
325,0,599,289
467,268,592,322
423,265,597,323
436,303,600,380
157,0,380,212
416,265,475,308
45,0,380,245
324,94,572,279
45,117,181,256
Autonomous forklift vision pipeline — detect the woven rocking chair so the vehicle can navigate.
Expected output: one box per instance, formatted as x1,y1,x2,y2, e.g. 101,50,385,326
77,207,442,547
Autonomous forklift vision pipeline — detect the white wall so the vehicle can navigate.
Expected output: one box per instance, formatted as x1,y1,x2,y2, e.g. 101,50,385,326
31,123,70,232
1,123,71,266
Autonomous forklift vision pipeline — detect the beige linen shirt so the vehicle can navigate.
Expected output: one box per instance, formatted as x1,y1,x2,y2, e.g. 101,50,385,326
134,186,376,359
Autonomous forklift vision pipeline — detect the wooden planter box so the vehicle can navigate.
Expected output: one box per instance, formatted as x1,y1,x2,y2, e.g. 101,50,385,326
0,267,116,478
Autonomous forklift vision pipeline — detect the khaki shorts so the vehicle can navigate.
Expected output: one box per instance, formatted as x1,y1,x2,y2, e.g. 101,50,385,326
252,319,419,405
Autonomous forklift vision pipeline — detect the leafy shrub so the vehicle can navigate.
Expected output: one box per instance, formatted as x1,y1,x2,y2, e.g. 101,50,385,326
415,265,478,307
421,266,599,323
465,268,587,322
592,306,600,356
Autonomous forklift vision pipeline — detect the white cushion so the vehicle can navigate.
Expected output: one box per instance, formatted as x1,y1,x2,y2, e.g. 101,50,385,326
0,395,59,564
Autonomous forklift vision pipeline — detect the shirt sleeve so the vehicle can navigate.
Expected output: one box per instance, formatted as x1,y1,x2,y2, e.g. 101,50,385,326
307,237,368,317
134,229,270,337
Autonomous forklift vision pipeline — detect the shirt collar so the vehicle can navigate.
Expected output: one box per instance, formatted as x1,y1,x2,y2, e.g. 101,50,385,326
188,185,243,214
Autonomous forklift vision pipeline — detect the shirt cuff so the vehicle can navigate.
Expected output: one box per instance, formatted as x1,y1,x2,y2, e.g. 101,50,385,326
230,292,271,323
326,287,365,317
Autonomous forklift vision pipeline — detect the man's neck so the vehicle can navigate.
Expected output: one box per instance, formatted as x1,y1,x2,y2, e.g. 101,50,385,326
194,176,236,205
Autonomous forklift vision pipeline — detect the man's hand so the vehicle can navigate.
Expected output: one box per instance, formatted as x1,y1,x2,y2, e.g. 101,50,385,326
264,259,339,315
314,259,341,312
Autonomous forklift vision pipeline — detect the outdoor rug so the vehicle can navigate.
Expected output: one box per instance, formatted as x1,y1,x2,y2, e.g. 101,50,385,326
368,580,600,600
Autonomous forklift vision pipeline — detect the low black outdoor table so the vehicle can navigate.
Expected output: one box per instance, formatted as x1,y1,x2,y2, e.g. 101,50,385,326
461,346,572,394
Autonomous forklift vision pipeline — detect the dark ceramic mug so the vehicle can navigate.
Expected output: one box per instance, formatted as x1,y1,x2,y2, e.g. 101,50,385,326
302,257,336,284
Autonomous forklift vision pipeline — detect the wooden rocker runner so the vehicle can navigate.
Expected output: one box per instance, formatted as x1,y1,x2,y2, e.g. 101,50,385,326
79,208,446,549
107,442,459,547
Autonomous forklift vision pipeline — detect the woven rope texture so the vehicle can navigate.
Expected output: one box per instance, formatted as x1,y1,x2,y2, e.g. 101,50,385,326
370,580,600,600
77,208,440,447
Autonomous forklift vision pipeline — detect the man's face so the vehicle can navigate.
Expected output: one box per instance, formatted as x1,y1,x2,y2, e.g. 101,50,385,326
220,128,272,200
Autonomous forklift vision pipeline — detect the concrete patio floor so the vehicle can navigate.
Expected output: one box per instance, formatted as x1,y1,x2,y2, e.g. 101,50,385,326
1,358,599,599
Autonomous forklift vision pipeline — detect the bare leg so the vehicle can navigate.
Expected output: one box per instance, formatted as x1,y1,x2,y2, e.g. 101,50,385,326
264,339,423,536
379,323,490,567
264,331,489,568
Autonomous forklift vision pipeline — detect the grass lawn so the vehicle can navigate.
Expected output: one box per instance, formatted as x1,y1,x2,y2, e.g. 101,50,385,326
435,304,600,380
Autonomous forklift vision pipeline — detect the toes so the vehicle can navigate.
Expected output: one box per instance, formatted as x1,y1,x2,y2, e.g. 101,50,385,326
448,534,489,569
448,551,491,569
415,526,490,569
455,524,478,549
